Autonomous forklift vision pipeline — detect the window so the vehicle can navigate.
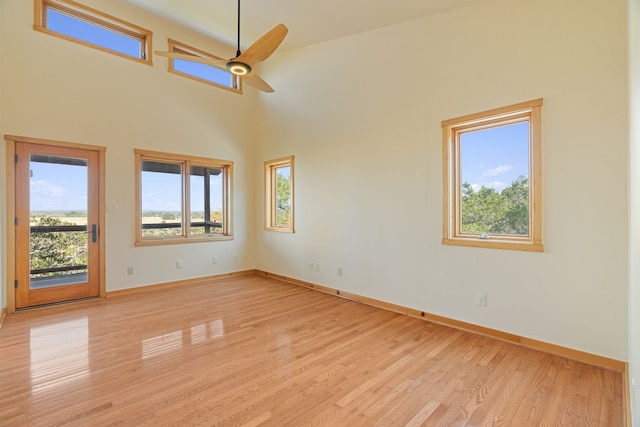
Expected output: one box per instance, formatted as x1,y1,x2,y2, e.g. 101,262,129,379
265,156,294,233
34,0,152,64
442,99,543,251
135,150,233,245
167,39,240,92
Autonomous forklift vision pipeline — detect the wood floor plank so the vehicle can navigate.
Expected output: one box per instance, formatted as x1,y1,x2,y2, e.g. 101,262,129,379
0,275,624,426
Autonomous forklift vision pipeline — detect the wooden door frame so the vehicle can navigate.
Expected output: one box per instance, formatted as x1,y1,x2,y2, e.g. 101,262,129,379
4,135,106,313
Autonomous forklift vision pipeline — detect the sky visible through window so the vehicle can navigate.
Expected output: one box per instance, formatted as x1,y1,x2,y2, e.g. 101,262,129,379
45,4,234,86
47,8,142,58
460,122,529,193
30,161,223,213
276,166,290,180
141,171,223,213
141,170,182,213
174,58,233,87
30,160,88,211
191,173,224,213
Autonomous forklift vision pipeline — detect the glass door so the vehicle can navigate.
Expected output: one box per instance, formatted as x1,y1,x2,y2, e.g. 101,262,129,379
15,142,101,308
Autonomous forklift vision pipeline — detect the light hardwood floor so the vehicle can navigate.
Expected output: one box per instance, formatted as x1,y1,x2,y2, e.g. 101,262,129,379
0,275,624,426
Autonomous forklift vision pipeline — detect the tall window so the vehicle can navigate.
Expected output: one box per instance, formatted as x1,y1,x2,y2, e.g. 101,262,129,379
166,39,240,92
265,156,294,233
34,0,152,64
135,150,233,245
442,99,543,251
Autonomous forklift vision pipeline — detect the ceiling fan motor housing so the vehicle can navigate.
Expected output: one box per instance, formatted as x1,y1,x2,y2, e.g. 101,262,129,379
226,61,251,75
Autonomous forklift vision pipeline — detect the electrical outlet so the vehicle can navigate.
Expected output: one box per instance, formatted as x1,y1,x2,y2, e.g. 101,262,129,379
213,256,218,264
176,260,184,269
314,263,320,272
233,255,239,262
126,266,134,275
309,263,314,271
338,268,343,277
475,291,487,307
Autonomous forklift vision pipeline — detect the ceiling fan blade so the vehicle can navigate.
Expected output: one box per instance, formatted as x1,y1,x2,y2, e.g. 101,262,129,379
236,23,288,68
155,50,228,69
242,73,275,93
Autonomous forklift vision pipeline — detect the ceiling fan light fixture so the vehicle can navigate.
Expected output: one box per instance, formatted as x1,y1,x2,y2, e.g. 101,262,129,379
227,61,251,76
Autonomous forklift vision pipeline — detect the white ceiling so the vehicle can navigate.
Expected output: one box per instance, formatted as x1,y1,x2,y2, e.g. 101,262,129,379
124,0,492,51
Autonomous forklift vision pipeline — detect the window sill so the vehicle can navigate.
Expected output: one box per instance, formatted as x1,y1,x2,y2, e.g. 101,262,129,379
442,237,544,252
264,226,294,234
135,235,234,246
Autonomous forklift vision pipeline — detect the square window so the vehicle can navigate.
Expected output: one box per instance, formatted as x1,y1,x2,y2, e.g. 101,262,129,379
135,150,233,245
442,99,543,251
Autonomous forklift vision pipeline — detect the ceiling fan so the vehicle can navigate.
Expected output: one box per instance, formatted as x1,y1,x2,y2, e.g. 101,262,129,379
155,0,288,93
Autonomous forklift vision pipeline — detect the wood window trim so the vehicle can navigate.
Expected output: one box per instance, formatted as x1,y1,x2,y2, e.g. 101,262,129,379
265,155,294,233
135,149,233,246
442,99,543,252
34,0,153,65
167,39,241,94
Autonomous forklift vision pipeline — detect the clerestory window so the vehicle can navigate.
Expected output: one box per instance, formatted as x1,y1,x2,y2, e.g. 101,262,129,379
166,39,240,92
34,0,152,64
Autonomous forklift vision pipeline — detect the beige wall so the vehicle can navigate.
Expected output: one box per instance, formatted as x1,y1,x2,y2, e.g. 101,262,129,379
0,0,258,294
629,0,639,422
255,0,629,361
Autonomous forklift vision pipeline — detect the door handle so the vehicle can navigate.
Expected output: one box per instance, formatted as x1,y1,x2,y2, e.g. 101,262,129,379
91,224,97,243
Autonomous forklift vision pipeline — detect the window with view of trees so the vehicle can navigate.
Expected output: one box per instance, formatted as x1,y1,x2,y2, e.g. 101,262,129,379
135,150,233,245
265,156,294,233
30,213,88,281
34,0,152,65
442,99,543,252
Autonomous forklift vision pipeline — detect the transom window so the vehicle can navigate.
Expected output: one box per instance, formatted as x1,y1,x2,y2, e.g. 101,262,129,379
265,156,294,233
442,99,543,251
34,0,152,64
135,150,233,245
167,39,240,92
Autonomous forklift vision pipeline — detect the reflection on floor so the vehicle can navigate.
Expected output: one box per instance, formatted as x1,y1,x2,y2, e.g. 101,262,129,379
0,274,625,426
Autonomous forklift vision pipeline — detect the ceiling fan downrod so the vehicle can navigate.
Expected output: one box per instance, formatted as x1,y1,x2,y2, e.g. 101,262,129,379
235,0,241,58
227,0,251,75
